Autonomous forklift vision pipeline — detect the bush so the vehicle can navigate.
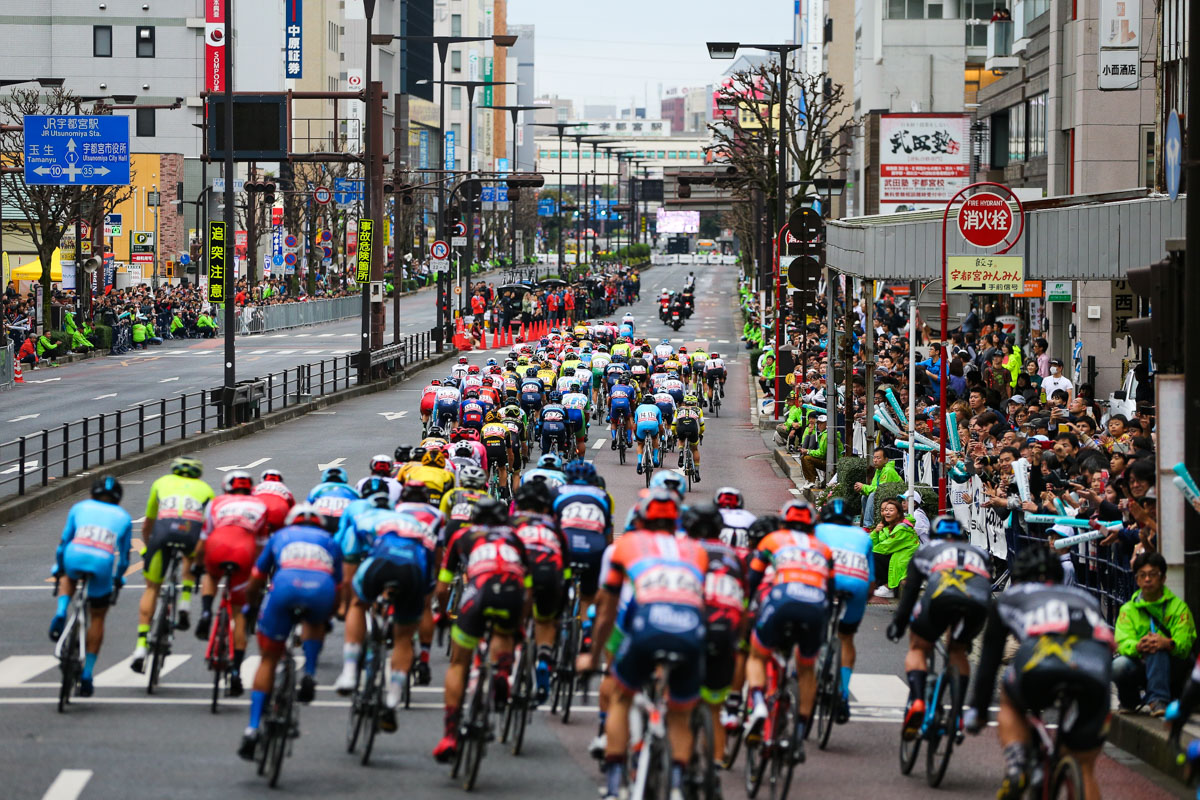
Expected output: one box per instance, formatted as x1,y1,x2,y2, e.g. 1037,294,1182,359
830,457,872,516
91,324,113,349
869,482,938,522
47,330,73,353
748,347,763,376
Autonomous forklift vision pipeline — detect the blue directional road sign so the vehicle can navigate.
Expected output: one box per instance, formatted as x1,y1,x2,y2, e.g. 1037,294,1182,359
537,198,556,217
480,186,496,202
23,115,131,186
333,177,363,207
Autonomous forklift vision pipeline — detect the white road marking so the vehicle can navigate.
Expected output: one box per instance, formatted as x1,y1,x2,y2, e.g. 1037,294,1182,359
849,673,909,707
295,334,311,338
0,656,58,687
378,411,408,421
92,393,118,400
26,377,61,383
309,411,337,415
40,769,93,800
0,460,38,475
303,349,326,354
592,439,605,450
317,333,336,338
215,457,271,472
275,350,299,354
317,457,346,471
250,350,271,355
7,413,39,422
94,654,190,687
158,376,179,383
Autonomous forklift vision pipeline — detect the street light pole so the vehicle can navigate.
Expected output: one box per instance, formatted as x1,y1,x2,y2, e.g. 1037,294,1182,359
358,0,375,383
221,0,236,423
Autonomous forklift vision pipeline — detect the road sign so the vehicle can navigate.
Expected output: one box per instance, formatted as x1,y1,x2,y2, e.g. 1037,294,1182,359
23,115,131,185
322,245,333,258
132,231,155,246
283,234,298,249
1046,280,1073,302
957,192,1014,248
537,198,556,217
180,253,191,266
451,236,467,247
273,254,284,266
284,252,297,265
431,240,450,260
103,214,122,237
947,255,1024,293
333,177,363,207
452,221,467,237
212,178,245,192
320,229,332,242
208,221,227,302
1166,110,1182,202
313,186,332,205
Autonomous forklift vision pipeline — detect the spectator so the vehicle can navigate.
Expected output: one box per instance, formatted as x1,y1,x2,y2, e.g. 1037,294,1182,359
857,447,902,528
870,497,919,599
1112,551,1196,715
797,414,841,486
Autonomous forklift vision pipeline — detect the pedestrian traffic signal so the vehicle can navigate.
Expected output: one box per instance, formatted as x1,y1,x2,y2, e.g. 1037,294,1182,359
1127,245,1185,373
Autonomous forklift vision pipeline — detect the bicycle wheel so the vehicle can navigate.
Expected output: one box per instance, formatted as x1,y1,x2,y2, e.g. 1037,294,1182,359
723,702,746,769
147,593,171,694
767,686,798,800
345,650,366,753
508,649,532,755
815,641,840,750
1050,755,1085,799
210,604,230,714
360,646,385,766
744,734,768,798
267,663,294,787
925,666,960,788
689,705,718,800
460,678,489,790
58,625,79,713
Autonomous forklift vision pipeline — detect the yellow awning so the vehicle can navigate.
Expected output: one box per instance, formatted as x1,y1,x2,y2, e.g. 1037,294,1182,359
11,249,63,281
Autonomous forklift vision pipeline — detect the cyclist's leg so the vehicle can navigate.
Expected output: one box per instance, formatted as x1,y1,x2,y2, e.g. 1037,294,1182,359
335,555,373,692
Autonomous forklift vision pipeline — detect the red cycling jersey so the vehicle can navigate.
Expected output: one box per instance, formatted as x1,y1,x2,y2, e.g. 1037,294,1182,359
252,482,295,532
441,524,530,585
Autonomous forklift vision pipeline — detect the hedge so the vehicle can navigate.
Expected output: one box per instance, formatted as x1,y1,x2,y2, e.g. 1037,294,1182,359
47,330,72,352
91,324,113,349
830,456,872,516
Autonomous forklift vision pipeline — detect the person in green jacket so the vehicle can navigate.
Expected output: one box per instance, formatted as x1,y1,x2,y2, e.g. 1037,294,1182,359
196,312,217,339
1112,551,1197,714
871,498,919,597
35,333,66,362
132,319,148,349
798,414,843,485
63,310,95,351
775,395,807,451
858,447,903,528
170,313,185,338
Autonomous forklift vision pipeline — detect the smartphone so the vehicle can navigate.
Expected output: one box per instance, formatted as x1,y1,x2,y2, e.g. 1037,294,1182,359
1058,424,1070,434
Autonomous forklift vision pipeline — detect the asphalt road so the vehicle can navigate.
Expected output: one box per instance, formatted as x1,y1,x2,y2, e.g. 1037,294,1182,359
0,262,1184,800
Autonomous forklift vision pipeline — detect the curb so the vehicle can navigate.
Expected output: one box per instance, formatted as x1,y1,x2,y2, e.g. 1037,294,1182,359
1107,712,1192,785
0,349,457,527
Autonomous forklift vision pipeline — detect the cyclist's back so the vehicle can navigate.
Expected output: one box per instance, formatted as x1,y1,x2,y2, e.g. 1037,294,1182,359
554,482,613,596
253,481,295,532
57,498,133,598
894,537,992,642
814,521,874,629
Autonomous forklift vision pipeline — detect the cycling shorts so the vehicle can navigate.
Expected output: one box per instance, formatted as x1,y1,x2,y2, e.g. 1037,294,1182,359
435,403,459,426
520,394,543,411
1003,636,1112,751
484,442,508,469
530,562,565,622
420,394,437,414
753,583,828,665
613,603,705,707
62,542,117,607
706,369,726,382
609,399,631,418
908,589,988,645
833,576,871,634
702,617,738,704
256,570,338,643
676,418,700,443
567,534,607,597
635,421,660,441
452,576,525,650
142,518,203,584
352,557,428,624
203,527,258,606
541,427,568,453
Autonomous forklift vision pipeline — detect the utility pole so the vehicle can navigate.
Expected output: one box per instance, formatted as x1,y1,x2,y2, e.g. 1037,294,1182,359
221,0,236,423
1184,0,1200,608
358,0,376,383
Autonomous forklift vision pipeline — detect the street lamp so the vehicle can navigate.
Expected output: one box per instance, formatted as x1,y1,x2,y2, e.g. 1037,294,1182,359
373,32,517,350
577,136,618,270
479,104,550,265
534,122,588,273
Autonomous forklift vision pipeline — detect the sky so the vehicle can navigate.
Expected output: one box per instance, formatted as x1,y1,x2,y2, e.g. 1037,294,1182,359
506,0,796,114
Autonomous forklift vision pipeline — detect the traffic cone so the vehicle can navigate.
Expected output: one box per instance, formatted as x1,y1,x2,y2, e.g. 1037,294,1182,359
491,329,500,349
456,316,465,335
13,363,24,384
506,325,514,346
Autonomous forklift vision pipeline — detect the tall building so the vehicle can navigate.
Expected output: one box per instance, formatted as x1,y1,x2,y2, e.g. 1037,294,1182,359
660,87,713,134
433,0,503,174
508,23,537,172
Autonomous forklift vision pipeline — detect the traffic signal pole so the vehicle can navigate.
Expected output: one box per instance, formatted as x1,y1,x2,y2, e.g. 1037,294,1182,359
221,0,236,424
1185,0,1200,608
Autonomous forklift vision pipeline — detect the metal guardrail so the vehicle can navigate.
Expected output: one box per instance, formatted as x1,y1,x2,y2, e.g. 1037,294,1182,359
1013,529,1132,625
216,295,363,336
1,343,12,391
0,330,436,499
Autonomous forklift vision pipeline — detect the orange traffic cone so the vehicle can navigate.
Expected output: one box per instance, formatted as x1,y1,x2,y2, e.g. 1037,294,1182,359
456,316,465,335
13,363,24,384
505,326,514,347
491,329,500,349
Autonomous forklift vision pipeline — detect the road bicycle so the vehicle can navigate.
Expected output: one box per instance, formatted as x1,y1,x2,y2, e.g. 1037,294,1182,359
550,574,584,724
708,378,722,417
899,639,965,788
204,563,239,713
681,442,699,490
745,626,803,800
255,609,304,787
147,542,188,694
347,584,410,766
439,571,466,657
451,619,502,790
615,416,630,465
54,576,104,713
500,618,535,755
1015,690,1086,799
813,591,850,750
638,440,657,488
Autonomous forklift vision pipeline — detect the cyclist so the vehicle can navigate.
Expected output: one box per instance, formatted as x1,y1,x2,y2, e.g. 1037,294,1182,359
403,449,456,506
633,394,663,475
193,471,270,696
438,465,489,544
419,378,442,429
49,476,132,697
238,505,342,760
355,454,402,506
813,497,874,723
458,388,488,433
342,495,437,731
704,351,727,406
433,498,533,762
562,382,591,459
672,395,704,483
608,375,636,450
653,338,674,360
886,514,992,742
480,411,514,499
683,501,748,765
537,392,570,457
662,371,686,407
132,456,214,672
554,458,614,613
306,466,360,533
715,487,756,549
582,491,707,800
253,469,295,533
500,404,530,495
522,453,567,490
511,481,570,703
744,498,834,763
966,546,1113,800
433,380,462,431
394,481,446,686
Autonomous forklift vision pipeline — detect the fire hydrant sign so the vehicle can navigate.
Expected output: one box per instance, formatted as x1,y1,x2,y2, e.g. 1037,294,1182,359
947,256,1024,293
957,192,1014,248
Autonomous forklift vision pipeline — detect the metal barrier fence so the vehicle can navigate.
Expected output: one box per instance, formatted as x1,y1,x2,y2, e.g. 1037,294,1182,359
1012,529,1133,625
0,331,435,499
1,343,12,390
216,295,363,336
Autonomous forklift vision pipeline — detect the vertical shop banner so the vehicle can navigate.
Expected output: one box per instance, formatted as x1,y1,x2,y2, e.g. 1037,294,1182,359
285,0,303,79
878,114,970,213
483,56,494,107
419,129,430,170
1098,0,1140,90
445,131,456,171
205,0,225,92
208,221,227,303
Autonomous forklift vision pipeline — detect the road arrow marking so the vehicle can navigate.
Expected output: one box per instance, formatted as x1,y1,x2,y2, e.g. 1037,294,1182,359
66,138,77,153
158,376,180,383
7,413,40,422
317,457,346,471
92,393,118,400
378,411,408,421
215,457,271,472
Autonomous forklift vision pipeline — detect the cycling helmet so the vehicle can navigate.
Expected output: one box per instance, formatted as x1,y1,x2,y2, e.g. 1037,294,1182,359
547,391,563,404
400,481,432,504
513,481,553,512
459,428,481,442
748,514,784,549
261,469,285,483
285,504,328,529
617,375,630,385
411,446,428,463
370,454,394,476
171,456,203,479
667,371,680,379
681,502,723,540
464,387,481,399
429,379,441,387
634,490,680,531
683,395,699,406
321,466,349,484
428,426,445,438
489,365,502,375
931,514,966,540
781,498,815,530
660,339,670,345
504,406,523,419
359,476,391,503
458,356,469,365
518,357,531,366
714,487,744,510
678,346,688,354
222,470,254,494
472,496,509,526
537,453,563,470
486,358,497,366
468,365,481,375
818,497,853,525
1011,544,1064,584
650,470,687,498
393,445,414,464
90,475,123,504
421,450,447,469
456,465,487,489
563,459,598,486
631,349,643,359
525,367,539,378
568,382,581,393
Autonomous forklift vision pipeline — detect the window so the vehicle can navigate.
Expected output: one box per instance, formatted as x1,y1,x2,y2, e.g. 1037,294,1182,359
1138,126,1156,188
539,149,547,159
451,50,462,73
136,108,155,137
1027,93,1047,157
136,26,154,58
667,151,677,159
450,14,462,36
1008,103,1026,162
451,86,462,110
886,0,929,18
93,25,112,58
328,21,338,52
657,150,666,158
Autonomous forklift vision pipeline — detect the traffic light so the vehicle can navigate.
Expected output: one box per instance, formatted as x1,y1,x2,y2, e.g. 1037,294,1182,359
1127,246,1186,372
245,182,276,204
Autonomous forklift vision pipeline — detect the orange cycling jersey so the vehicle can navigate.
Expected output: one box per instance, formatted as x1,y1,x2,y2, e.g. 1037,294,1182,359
603,531,708,609
750,530,833,591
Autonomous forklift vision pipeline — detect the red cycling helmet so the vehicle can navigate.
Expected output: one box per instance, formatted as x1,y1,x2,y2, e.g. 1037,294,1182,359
714,487,744,510
635,489,680,530
468,365,481,375
781,498,815,529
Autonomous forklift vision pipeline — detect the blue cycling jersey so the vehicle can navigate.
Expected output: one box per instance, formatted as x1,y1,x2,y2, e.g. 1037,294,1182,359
255,524,343,583
56,498,134,578
337,503,405,560
814,522,874,626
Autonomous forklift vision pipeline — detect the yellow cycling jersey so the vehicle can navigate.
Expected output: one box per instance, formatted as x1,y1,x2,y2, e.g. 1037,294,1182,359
536,369,557,385
690,351,709,365
560,359,582,377
611,343,631,358
480,421,510,443
439,487,488,521
404,465,456,504
673,405,706,435
146,474,214,523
